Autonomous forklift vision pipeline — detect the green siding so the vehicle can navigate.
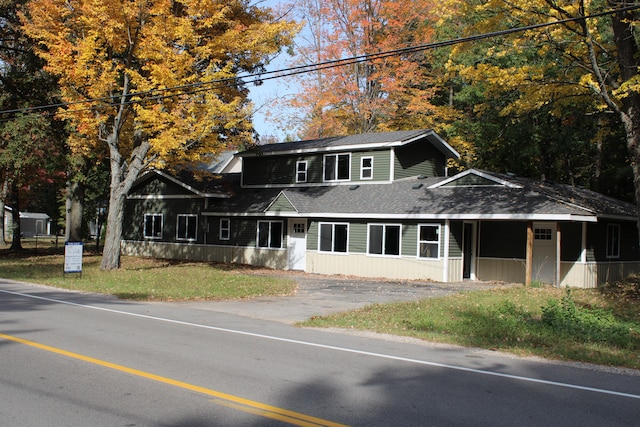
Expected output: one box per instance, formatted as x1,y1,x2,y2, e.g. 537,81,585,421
394,141,446,179
349,221,368,253
309,219,452,257
307,221,319,250
449,221,463,257
244,152,393,185
124,198,204,243
586,221,640,262
130,175,193,196
402,223,418,256
267,193,297,212
350,150,391,181
242,155,323,185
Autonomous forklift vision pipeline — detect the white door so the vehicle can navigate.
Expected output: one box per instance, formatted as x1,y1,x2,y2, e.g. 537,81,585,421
532,222,557,285
288,219,307,270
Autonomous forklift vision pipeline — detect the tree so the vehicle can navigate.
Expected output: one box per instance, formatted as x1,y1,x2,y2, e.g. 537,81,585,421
22,0,298,269
0,0,66,250
284,0,442,139
0,114,64,249
436,0,640,223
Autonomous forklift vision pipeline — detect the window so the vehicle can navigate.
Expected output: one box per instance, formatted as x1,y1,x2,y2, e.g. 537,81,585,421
293,222,306,234
296,161,308,183
368,224,401,256
319,223,348,253
144,214,163,239
177,214,197,241
324,153,350,181
257,221,283,248
607,224,620,259
534,228,552,240
219,218,230,240
360,157,373,180
418,224,440,258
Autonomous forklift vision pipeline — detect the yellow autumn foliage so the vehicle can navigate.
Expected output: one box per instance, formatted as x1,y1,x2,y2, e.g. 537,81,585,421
21,0,299,166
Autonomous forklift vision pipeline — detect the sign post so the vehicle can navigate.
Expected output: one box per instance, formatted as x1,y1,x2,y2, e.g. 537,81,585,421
64,242,83,277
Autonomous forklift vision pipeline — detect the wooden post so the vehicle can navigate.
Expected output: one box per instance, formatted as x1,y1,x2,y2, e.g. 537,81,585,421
526,221,533,286
556,223,561,287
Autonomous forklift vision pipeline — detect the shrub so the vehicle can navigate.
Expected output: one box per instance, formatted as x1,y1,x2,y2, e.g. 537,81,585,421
541,289,637,349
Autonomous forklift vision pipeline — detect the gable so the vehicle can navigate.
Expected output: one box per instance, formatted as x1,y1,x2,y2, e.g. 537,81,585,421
430,169,522,188
265,192,298,213
129,172,201,197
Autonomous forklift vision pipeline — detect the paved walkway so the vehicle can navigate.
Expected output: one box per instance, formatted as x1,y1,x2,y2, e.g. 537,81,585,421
179,272,518,324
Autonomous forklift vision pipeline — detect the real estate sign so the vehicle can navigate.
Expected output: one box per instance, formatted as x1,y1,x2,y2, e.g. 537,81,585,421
64,242,83,274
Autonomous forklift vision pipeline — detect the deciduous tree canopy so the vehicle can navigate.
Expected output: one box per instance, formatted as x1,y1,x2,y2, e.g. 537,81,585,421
21,0,298,268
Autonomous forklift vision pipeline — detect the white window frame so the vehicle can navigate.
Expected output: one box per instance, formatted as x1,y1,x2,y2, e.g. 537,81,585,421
257,220,283,249
318,222,349,253
367,223,402,257
606,224,621,259
296,161,308,183
323,153,351,182
360,156,374,180
219,218,230,241
418,224,441,259
176,214,198,241
143,213,163,239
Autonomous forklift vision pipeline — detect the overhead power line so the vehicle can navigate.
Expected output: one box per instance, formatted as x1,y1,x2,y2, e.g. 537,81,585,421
1,3,639,118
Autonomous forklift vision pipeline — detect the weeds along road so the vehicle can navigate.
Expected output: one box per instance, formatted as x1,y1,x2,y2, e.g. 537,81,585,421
1,279,639,427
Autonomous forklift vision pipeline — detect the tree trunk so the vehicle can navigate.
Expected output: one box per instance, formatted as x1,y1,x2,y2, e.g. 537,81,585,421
100,137,150,270
611,6,640,241
100,185,126,270
65,180,84,242
0,177,7,244
8,181,22,251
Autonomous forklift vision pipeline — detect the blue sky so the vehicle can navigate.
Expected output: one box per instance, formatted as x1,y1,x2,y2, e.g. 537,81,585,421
248,0,301,142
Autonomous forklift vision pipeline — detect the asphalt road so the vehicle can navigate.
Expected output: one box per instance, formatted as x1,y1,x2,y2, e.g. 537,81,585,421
1,278,639,426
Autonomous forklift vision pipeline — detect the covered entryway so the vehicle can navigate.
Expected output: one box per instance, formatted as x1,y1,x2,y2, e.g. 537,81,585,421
288,219,307,270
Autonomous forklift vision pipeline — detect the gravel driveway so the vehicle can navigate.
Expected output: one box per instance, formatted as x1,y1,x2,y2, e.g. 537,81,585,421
181,272,518,324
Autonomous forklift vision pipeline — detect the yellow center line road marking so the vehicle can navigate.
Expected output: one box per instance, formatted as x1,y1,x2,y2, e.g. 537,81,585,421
0,333,349,427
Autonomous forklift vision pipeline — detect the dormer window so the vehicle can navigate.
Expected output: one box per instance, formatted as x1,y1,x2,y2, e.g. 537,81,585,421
324,153,350,181
361,156,373,180
296,161,308,183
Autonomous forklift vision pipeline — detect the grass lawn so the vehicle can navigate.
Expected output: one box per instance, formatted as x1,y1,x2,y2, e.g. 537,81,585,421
301,282,640,369
0,244,296,300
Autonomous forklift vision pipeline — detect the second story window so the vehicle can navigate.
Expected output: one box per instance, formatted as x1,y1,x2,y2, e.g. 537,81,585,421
324,153,350,181
296,161,308,183
361,156,373,180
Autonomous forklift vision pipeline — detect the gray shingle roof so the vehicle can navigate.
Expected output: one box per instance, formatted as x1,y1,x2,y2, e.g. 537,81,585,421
204,170,638,220
239,129,460,159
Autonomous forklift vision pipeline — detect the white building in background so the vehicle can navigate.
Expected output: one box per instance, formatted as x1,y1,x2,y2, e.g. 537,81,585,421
3,207,52,239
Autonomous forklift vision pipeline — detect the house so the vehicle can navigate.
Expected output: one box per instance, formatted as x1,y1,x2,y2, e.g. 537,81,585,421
122,129,640,288
3,207,52,239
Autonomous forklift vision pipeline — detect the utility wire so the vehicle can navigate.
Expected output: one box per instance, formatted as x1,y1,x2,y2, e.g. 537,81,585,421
1,3,639,118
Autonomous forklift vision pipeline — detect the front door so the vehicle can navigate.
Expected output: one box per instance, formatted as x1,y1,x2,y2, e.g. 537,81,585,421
288,219,307,270
532,222,557,285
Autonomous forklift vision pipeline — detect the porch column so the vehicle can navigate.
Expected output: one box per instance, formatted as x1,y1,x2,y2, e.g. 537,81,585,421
556,223,561,287
526,221,533,286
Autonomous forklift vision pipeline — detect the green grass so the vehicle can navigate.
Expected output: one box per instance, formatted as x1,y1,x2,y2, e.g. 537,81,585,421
0,247,296,301
301,284,640,370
